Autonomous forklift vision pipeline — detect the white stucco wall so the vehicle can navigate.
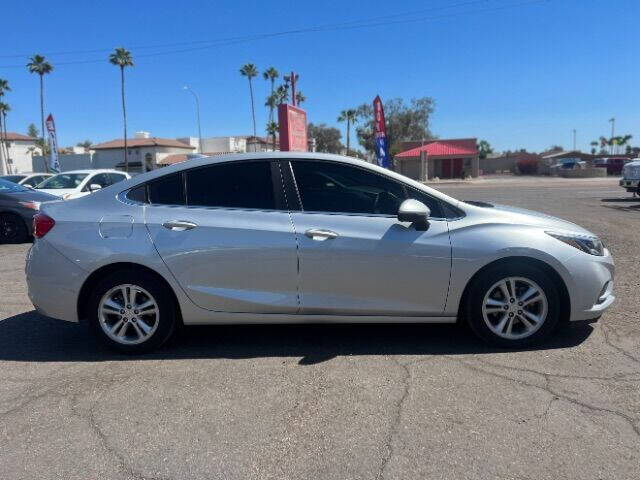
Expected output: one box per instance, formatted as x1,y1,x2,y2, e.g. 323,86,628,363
93,146,194,170
2,140,41,173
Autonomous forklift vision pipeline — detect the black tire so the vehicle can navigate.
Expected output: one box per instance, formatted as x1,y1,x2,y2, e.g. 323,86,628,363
0,213,29,244
87,270,177,354
464,262,560,348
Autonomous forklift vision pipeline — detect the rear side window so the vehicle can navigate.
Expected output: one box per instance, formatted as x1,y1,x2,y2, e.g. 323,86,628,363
148,173,185,205
186,161,275,210
126,184,147,203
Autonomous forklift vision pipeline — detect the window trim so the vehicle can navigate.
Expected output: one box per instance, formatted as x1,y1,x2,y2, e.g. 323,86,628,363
285,158,455,221
120,159,289,212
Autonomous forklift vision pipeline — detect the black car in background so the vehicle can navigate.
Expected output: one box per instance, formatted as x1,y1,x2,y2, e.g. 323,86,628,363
0,179,59,243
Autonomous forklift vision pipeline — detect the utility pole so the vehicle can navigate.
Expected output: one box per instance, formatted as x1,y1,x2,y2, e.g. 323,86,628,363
572,129,576,151
609,117,615,155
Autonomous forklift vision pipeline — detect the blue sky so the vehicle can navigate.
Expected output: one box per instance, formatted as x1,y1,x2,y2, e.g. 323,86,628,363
2,0,638,153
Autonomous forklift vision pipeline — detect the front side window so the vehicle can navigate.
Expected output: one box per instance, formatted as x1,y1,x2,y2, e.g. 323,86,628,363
148,173,185,205
291,160,443,217
186,161,275,210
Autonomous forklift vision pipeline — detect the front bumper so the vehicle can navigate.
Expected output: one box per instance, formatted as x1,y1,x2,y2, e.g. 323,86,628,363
565,249,615,322
619,179,639,191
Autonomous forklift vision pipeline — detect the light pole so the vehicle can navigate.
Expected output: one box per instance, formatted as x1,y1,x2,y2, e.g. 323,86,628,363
183,86,203,154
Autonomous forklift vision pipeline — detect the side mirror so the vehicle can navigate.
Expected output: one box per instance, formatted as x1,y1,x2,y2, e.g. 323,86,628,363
398,199,430,231
89,183,102,192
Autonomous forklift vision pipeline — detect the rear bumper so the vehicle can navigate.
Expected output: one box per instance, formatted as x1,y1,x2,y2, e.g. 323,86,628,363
26,239,87,322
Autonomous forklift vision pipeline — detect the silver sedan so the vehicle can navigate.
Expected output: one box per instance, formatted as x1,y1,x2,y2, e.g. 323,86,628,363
26,153,615,353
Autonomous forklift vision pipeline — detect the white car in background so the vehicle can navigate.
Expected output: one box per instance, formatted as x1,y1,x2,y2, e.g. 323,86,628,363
35,169,131,200
0,173,52,188
620,160,640,195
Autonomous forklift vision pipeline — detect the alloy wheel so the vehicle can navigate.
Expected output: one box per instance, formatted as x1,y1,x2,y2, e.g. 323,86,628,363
481,276,548,340
98,284,159,345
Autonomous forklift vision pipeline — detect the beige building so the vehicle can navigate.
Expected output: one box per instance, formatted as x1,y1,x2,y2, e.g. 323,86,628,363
91,133,195,172
0,132,42,174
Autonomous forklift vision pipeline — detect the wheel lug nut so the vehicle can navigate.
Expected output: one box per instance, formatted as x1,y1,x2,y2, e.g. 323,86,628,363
134,310,139,314
126,305,131,309
510,298,515,303
123,318,128,322
504,305,509,310
518,310,522,314
518,302,523,306
120,309,125,314
509,312,514,317
132,318,137,323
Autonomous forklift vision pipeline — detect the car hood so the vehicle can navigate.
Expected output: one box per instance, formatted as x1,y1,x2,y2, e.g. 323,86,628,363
465,201,595,236
1,190,61,202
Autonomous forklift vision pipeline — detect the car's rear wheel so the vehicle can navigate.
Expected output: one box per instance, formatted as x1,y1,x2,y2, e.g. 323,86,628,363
465,263,560,347
88,270,177,353
0,213,29,244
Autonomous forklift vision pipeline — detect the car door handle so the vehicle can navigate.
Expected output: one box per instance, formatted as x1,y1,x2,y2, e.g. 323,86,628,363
305,228,338,241
162,220,198,231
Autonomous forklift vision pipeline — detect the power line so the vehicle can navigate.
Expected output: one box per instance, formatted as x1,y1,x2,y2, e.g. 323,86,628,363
0,0,547,69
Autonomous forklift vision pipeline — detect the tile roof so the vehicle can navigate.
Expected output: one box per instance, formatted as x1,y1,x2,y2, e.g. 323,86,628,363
395,138,477,158
3,132,37,141
92,137,195,150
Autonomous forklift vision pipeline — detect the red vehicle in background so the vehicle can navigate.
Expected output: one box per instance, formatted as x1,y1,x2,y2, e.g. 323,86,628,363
594,157,626,175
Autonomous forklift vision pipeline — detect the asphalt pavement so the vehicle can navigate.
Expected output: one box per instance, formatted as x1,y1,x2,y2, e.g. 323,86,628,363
0,176,638,480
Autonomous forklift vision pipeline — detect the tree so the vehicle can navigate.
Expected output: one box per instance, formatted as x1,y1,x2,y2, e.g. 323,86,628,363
0,102,9,173
27,123,39,138
240,63,259,147
77,140,93,152
295,91,306,106
0,79,10,173
354,97,435,154
26,55,53,169
109,47,134,172
262,67,279,123
307,123,343,154
589,140,599,155
266,121,278,150
337,109,358,156
477,140,493,159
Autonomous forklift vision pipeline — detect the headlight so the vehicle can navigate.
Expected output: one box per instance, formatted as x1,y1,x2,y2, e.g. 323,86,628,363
546,231,604,256
19,201,41,210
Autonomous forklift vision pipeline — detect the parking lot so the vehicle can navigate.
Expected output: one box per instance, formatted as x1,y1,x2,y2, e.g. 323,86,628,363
1,176,638,479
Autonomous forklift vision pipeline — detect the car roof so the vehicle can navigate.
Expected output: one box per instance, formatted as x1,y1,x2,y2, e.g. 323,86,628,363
51,169,127,174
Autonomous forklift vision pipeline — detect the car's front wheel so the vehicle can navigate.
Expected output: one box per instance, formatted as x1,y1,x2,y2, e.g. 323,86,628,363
88,270,177,353
465,263,560,347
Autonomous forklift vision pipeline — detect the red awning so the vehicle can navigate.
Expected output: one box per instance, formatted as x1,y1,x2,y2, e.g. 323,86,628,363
396,139,477,158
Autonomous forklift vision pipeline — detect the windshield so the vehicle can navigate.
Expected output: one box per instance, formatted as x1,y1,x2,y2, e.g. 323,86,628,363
1,175,27,183
37,173,88,189
0,178,29,193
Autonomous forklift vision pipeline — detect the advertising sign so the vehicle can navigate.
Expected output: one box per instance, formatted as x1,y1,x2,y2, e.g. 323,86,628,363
45,114,60,173
278,104,308,152
373,96,391,169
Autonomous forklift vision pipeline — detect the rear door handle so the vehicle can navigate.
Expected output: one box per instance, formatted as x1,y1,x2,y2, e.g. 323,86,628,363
163,220,198,231
305,228,338,241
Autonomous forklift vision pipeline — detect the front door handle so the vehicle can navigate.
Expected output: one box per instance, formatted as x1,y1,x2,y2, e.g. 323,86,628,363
305,228,338,241
163,220,198,231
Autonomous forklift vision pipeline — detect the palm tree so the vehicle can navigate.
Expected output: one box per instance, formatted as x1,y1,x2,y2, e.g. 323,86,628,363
262,67,279,122
295,91,306,106
240,63,259,148
109,48,134,172
266,121,278,151
337,109,358,156
0,79,10,173
26,55,53,160
0,102,9,174
276,84,289,104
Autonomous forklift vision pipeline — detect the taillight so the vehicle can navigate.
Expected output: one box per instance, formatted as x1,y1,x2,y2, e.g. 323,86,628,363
33,213,55,238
